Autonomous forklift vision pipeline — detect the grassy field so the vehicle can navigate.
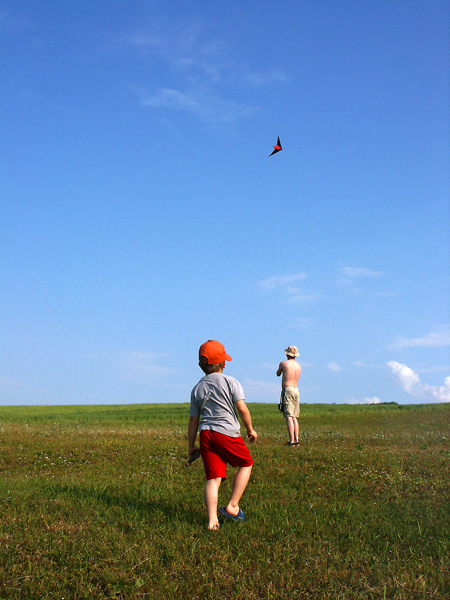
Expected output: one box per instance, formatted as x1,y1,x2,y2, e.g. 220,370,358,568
0,402,449,599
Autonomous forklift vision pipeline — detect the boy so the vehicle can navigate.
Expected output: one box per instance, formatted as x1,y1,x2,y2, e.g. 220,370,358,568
188,340,257,530
276,345,301,446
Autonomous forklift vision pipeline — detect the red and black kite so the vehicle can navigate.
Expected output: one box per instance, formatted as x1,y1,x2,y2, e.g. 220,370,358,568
269,136,282,157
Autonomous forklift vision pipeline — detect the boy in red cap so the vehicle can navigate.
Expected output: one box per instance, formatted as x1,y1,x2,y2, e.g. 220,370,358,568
188,340,257,530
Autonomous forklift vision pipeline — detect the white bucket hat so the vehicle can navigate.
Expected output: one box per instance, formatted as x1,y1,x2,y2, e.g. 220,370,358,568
285,345,300,357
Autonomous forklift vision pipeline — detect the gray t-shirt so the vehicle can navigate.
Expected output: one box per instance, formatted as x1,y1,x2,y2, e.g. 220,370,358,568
190,373,245,437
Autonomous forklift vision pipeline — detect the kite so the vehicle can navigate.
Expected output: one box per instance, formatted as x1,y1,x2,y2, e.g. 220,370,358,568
269,136,282,157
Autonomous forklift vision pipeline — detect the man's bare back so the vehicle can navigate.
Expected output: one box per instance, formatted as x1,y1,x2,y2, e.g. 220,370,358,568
277,358,301,387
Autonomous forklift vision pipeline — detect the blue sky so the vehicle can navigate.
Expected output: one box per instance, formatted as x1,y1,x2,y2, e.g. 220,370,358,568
1,1,449,406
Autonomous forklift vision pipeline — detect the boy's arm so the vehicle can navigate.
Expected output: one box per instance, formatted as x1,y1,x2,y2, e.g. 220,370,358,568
235,400,257,443
188,416,200,456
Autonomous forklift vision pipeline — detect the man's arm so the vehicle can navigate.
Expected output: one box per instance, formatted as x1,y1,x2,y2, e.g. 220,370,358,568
188,416,200,456
235,400,257,442
276,362,283,377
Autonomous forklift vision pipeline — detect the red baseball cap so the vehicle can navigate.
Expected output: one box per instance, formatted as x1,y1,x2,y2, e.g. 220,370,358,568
199,340,232,365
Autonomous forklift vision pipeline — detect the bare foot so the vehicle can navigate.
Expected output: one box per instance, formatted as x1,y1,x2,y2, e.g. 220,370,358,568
208,522,220,530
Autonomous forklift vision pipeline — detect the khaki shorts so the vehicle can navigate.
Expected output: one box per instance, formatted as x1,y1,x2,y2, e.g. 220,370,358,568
281,386,300,418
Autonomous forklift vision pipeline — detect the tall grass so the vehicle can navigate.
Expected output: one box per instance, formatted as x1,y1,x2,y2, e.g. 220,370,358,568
0,403,449,599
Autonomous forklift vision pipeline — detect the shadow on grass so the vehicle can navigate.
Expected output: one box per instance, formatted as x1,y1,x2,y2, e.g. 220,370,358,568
45,482,203,527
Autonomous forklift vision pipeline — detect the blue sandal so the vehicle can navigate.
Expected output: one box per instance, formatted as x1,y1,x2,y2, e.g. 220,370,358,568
219,507,246,522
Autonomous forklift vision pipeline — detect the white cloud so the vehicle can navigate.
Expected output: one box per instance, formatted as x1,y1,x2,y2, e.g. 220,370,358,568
126,21,219,76
339,267,384,278
287,293,325,305
259,273,307,291
347,396,381,405
421,379,450,403
127,23,289,91
326,362,342,372
390,329,450,350
366,396,381,404
117,351,180,384
387,361,450,403
143,88,200,112
387,361,420,391
126,21,285,125
140,87,255,124
337,266,386,294
258,273,327,308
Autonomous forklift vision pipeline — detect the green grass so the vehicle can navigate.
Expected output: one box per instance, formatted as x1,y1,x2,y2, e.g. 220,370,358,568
1,403,449,599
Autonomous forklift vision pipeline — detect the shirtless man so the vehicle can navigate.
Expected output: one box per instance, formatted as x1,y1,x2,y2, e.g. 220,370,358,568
276,346,301,446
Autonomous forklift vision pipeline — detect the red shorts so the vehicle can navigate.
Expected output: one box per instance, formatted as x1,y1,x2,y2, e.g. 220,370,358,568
200,430,253,481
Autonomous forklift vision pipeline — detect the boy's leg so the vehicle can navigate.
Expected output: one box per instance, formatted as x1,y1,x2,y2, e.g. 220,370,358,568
225,465,252,516
205,477,222,529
